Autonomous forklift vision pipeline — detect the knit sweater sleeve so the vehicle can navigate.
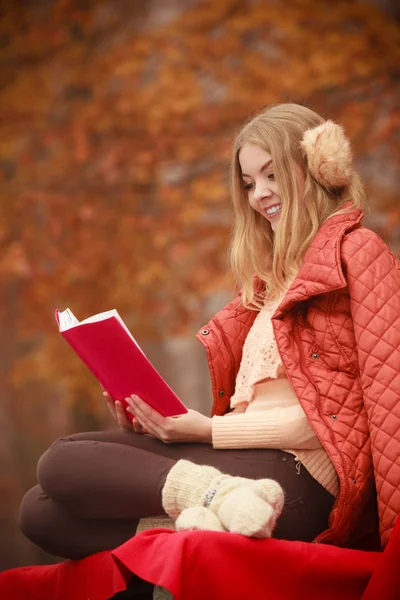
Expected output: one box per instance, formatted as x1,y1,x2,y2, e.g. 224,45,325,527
212,404,322,450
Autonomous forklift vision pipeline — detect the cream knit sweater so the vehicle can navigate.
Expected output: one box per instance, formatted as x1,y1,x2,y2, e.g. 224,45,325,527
211,288,339,497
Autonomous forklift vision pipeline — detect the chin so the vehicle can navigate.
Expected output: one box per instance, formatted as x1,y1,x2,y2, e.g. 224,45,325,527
270,220,280,233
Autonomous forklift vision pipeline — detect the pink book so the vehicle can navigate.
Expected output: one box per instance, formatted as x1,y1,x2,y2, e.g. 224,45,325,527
55,308,187,418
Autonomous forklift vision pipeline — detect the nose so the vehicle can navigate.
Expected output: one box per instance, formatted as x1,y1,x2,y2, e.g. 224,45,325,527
254,180,273,201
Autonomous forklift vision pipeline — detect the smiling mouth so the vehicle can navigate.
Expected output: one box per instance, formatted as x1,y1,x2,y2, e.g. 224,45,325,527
264,203,282,217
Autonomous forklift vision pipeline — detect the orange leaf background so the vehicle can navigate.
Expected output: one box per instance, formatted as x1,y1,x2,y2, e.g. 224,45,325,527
0,0,400,568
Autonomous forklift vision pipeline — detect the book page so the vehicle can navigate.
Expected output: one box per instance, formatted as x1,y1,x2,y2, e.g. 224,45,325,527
59,308,145,355
80,309,121,326
58,308,80,331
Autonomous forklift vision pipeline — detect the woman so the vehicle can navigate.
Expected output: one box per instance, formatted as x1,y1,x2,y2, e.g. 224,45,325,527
19,103,400,561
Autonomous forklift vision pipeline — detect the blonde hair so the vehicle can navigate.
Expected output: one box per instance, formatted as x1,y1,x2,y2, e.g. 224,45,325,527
230,103,366,309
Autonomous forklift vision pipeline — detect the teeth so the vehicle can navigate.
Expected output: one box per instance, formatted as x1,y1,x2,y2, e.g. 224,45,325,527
266,204,281,215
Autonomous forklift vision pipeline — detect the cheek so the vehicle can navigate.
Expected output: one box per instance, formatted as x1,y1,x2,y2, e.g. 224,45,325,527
248,194,258,211
271,182,281,196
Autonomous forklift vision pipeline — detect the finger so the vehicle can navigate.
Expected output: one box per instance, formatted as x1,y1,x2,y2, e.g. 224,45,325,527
131,415,147,432
104,394,117,419
128,411,140,430
116,401,133,428
128,397,172,440
127,404,156,436
127,404,149,428
127,400,156,433
132,418,141,433
129,395,164,427
132,418,147,434
115,401,133,430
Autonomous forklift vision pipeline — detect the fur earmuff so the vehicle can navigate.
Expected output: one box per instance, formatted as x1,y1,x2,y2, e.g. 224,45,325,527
300,120,353,188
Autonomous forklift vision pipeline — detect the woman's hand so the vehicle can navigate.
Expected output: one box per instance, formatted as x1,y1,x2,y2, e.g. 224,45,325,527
126,395,212,444
103,392,148,434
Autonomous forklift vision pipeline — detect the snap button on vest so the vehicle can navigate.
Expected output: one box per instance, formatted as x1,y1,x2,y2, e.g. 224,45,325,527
219,389,225,396
312,352,319,359
201,329,210,335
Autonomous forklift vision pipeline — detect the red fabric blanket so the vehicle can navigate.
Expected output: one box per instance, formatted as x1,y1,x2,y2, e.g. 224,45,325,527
1,518,399,600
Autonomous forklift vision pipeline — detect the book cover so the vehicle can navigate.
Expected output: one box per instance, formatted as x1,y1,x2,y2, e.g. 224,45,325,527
55,309,187,418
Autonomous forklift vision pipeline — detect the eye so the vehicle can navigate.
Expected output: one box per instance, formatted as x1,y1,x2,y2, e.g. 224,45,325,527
267,172,275,181
243,181,254,191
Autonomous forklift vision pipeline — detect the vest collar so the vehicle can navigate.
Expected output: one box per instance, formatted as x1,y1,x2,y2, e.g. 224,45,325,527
272,205,364,318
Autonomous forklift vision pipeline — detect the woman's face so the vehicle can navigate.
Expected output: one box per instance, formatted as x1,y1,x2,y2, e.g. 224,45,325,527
239,143,304,233
239,143,281,232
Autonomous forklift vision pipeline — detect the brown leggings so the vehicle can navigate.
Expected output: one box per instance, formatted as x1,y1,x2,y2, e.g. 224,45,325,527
19,430,335,560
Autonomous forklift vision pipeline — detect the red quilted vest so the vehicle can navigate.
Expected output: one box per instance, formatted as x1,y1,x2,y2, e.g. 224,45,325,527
197,206,400,549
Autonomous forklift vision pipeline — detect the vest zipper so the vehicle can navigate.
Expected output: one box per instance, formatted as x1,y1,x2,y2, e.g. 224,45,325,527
212,318,237,395
293,321,350,545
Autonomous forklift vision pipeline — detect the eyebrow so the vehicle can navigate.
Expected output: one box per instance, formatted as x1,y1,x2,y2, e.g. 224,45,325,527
241,159,273,178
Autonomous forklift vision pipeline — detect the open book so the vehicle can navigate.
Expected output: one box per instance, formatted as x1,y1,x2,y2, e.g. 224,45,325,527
55,308,187,418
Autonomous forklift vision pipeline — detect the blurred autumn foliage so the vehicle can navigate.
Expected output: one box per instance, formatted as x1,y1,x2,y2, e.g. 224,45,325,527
0,0,400,569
